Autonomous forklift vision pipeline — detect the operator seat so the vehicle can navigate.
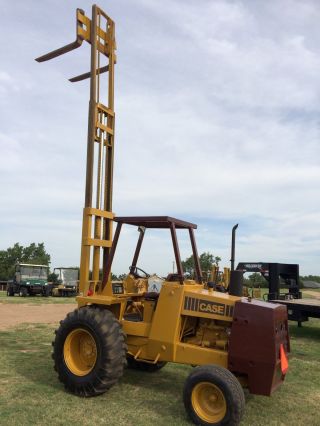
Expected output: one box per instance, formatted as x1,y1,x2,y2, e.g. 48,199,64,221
166,273,182,282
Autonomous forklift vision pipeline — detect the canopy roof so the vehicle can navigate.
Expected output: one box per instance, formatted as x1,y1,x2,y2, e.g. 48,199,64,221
18,264,49,268
114,216,197,229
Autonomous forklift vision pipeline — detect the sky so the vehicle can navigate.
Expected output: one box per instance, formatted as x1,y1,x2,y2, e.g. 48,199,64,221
0,0,319,276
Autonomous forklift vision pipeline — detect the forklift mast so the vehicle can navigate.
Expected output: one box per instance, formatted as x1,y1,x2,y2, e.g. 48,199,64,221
36,5,116,296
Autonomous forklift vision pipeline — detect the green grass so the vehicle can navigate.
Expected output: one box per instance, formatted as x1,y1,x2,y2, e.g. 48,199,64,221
0,320,319,425
302,288,320,298
248,287,320,301
1,287,318,305
0,291,76,304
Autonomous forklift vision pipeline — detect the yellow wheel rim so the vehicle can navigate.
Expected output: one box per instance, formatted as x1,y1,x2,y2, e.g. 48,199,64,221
63,328,97,376
191,382,227,423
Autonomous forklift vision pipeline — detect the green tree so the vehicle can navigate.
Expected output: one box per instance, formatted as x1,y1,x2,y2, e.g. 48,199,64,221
118,273,128,281
110,273,128,281
182,252,221,276
48,272,59,283
0,242,51,281
244,272,267,288
300,275,320,284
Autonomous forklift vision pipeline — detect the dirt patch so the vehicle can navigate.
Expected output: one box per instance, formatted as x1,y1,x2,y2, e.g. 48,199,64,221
0,303,76,330
303,291,320,299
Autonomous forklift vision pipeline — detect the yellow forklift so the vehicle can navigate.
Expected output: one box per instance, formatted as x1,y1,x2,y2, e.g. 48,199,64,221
36,6,289,425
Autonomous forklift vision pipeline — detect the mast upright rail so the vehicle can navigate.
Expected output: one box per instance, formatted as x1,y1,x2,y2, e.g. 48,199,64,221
36,5,116,296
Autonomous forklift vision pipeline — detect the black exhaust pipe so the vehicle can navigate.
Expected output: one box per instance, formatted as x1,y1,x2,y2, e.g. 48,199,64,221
229,270,243,296
229,223,243,296
230,224,238,272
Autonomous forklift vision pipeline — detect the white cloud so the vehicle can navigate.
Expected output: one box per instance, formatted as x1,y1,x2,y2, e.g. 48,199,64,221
0,0,319,276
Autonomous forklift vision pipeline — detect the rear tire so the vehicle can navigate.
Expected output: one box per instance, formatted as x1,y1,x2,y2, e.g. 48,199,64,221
19,287,28,297
183,365,245,425
53,306,127,396
127,356,167,372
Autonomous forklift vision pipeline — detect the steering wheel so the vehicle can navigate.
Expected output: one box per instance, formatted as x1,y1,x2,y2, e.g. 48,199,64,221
131,266,150,279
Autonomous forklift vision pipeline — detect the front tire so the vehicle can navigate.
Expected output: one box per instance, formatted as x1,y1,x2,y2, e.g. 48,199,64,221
53,306,127,396
42,286,50,297
183,365,245,426
7,287,14,296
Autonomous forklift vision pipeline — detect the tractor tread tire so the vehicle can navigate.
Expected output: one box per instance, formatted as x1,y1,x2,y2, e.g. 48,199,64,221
19,287,28,297
126,356,167,372
42,287,50,297
183,364,245,426
7,288,14,297
52,306,127,397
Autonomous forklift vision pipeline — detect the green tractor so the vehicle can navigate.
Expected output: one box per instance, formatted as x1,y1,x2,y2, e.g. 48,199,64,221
51,267,79,297
7,263,50,297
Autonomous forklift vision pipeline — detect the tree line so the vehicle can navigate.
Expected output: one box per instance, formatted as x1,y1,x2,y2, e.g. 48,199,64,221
0,243,50,281
1,243,319,286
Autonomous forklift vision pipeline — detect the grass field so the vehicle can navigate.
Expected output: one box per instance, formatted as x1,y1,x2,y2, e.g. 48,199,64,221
0,291,76,304
1,287,318,304
248,287,320,296
0,314,319,425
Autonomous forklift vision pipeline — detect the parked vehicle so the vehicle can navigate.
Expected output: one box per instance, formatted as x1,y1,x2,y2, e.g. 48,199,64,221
7,263,50,297
52,267,79,297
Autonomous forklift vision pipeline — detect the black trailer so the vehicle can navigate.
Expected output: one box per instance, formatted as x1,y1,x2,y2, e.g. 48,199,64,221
236,262,320,326
236,262,301,300
271,298,320,326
